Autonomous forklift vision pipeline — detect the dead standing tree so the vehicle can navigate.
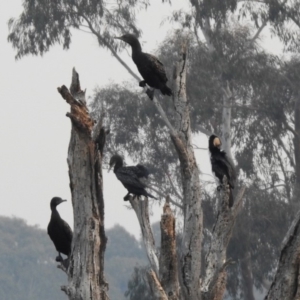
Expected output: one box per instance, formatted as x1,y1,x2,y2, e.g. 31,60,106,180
127,43,245,300
57,68,109,300
54,48,245,300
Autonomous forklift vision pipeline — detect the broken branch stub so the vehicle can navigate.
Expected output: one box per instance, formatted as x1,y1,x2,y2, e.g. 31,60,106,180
159,197,180,300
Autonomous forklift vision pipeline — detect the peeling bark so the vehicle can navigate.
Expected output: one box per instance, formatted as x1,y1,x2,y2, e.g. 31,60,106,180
159,197,180,300
129,196,160,277
58,68,109,300
201,179,245,300
172,42,202,300
265,210,300,300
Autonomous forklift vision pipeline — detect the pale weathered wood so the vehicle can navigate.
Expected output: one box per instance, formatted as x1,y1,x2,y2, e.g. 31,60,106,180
58,68,109,300
129,196,160,277
147,270,169,300
159,197,180,300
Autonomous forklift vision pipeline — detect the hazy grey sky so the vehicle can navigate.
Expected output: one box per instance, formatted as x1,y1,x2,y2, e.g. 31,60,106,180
0,0,200,239
0,1,282,239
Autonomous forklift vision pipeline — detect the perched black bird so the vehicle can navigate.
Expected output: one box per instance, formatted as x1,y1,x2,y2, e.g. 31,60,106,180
114,33,172,99
209,135,236,207
109,154,156,201
47,197,73,261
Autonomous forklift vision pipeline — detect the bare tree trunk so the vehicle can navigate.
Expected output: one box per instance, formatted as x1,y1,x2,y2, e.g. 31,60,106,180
171,42,203,300
265,210,300,300
201,180,245,300
58,68,109,300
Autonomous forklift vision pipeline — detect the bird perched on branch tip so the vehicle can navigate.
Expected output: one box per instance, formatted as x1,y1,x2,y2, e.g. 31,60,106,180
114,33,172,100
109,154,156,201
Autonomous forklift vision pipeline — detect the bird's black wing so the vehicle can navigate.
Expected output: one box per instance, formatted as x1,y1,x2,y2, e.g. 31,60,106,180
211,152,236,188
116,167,147,189
126,164,150,178
139,53,168,84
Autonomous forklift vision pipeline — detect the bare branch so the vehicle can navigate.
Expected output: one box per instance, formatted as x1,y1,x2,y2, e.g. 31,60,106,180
129,196,160,277
249,19,268,43
146,270,169,300
165,170,183,201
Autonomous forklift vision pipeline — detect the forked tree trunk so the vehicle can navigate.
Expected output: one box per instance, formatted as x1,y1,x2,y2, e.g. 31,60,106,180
57,68,109,300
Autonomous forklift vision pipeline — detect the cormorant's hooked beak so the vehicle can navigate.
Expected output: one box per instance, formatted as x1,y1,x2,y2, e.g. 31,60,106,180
213,137,221,148
108,166,112,173
60,199,67,204
114,36,123,41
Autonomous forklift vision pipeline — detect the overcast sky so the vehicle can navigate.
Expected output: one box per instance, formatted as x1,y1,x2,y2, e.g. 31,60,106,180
0,1,283,240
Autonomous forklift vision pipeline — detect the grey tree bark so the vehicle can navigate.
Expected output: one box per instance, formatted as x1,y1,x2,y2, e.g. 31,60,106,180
201,179,245,300
265,210,300,300
57,68,109,300
129,197,160,277
171,43,203,300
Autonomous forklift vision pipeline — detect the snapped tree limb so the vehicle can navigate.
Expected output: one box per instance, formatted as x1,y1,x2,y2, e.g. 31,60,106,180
159,197,180,300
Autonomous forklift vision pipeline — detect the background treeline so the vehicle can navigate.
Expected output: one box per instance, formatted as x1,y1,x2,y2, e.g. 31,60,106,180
0,216,150,300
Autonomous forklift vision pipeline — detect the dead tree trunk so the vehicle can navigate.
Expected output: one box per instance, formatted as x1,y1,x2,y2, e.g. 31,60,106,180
57,68,109,300
201,179,245,300
171,42,203,300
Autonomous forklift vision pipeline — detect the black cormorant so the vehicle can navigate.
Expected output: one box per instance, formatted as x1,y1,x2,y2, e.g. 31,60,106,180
114,33,172,99
209,135,236,206
47,197,73,261
109,154,156,200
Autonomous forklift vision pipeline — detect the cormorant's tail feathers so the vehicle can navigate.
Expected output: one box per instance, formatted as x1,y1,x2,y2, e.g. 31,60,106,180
161,85,173,97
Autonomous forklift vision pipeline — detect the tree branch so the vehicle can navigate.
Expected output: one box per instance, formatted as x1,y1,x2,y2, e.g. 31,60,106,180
129,196,160,277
